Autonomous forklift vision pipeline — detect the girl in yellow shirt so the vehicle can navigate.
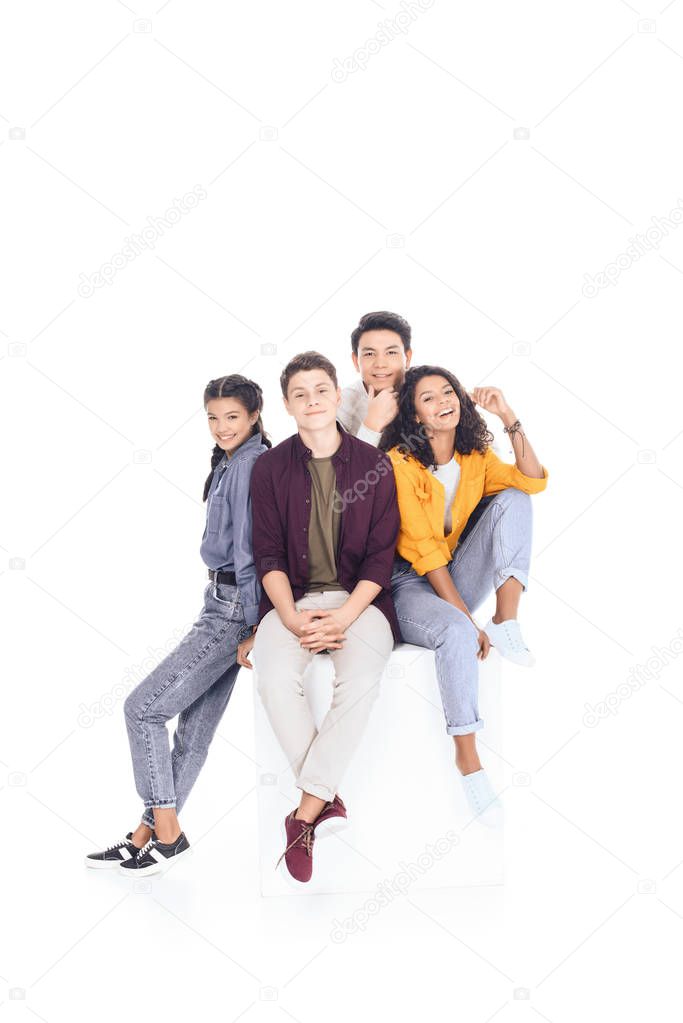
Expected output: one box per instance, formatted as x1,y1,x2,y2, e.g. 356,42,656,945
380,365,548,825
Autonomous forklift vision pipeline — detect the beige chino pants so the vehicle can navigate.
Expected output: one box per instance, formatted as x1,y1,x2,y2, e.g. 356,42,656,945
253,589,394,803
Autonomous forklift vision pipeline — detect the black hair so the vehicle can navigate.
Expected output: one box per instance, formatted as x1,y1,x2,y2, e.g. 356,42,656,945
202,375,271,501
280,351,338,397
379,365,493,470
350,310,412,355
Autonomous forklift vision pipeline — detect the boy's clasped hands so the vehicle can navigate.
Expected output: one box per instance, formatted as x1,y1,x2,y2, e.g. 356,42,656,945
286,607,349,653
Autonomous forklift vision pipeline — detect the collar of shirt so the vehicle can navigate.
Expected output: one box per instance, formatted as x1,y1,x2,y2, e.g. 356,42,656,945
218,430,266,468
292,421,351,464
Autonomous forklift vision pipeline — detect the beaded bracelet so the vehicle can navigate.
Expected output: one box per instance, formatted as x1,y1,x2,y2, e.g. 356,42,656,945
503,419,525,457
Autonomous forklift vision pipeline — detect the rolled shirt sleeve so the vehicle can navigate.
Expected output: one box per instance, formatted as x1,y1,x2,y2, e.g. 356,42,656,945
482,448,549,496
356,422,382,447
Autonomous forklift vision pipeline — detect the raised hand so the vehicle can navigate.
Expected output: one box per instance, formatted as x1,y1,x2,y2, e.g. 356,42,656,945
469,386,511,420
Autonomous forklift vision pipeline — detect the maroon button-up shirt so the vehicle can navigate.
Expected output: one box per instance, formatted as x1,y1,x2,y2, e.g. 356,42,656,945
249,424,401,642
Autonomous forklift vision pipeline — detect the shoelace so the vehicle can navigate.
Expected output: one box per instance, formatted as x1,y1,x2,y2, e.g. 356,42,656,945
135,836,157,860
105,837,129,852
276,818,315,868
502,622,528,653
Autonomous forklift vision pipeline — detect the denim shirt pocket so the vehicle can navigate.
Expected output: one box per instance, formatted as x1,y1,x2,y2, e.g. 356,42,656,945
206,471,227,535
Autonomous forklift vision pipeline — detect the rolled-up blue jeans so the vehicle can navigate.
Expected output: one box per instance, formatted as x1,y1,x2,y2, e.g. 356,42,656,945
391,488,533,735
124,580,250,827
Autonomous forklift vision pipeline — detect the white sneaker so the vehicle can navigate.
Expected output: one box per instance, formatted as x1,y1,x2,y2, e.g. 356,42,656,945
460,769,503,828
484,617,535,667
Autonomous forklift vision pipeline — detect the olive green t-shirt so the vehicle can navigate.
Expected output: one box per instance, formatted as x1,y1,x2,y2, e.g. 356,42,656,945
306,456,344,592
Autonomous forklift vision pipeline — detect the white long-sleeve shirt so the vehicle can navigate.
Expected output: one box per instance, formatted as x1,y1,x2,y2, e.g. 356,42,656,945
337,376,382,446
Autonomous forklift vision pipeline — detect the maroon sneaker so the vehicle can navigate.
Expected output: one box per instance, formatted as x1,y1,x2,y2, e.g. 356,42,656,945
313,794,348,840
277,812,316,885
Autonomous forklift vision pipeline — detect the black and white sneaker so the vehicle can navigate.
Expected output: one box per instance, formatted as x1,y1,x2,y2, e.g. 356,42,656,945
85,832,141,869
118,831,191,876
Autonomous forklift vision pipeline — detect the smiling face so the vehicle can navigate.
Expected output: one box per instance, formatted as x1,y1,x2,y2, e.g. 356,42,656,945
352,328,412,392
413,375,461,435
284,368,341,431
206,397,259,455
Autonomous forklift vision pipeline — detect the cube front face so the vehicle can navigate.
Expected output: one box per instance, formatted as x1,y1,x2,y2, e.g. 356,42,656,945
254,645,505,898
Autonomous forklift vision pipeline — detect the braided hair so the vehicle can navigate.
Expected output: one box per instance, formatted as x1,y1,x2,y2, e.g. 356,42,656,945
202,375,272,501
379,365,493,470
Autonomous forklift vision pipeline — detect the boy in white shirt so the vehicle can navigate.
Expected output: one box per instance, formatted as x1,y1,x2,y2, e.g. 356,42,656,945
338,309,498,545
337,310,412,446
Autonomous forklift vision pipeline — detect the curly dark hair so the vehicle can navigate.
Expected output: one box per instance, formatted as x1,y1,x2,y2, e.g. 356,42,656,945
379,365,493,470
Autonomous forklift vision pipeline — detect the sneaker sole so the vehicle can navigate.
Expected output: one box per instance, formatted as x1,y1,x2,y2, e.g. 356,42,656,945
313,816,349,840
485,632,535,667
85,857,133,870
118,846,192,878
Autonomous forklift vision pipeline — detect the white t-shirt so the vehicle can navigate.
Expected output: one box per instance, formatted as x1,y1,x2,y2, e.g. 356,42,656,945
430,459,461,533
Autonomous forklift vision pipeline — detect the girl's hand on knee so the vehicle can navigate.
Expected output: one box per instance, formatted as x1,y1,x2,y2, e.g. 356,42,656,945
237,632,256,668
477,630,491,660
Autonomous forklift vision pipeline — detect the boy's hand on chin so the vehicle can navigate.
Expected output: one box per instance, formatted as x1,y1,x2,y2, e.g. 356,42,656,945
364,384,399,433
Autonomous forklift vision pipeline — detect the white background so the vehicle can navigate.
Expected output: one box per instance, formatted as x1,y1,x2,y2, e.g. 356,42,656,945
2,1,682,1020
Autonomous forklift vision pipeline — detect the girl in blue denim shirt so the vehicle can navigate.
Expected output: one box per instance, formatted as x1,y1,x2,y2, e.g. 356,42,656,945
85,374,270,876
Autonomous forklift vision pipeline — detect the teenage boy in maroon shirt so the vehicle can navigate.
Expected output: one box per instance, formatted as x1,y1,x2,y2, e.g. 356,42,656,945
246,351,400,885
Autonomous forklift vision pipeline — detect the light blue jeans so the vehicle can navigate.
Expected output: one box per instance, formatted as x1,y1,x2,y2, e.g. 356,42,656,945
124,580,251,827
391,488,533,735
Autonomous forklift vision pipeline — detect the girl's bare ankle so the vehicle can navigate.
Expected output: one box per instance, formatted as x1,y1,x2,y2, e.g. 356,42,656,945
132,824,152,847
455,755,482,776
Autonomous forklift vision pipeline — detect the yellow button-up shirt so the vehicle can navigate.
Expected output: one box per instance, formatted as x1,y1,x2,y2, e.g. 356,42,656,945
387,445,549,575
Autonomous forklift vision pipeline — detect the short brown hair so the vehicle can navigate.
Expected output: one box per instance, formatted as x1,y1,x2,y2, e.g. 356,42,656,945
280,351,338,397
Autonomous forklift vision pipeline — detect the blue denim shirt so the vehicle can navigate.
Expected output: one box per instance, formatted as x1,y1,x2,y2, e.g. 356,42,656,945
200,431,268,626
